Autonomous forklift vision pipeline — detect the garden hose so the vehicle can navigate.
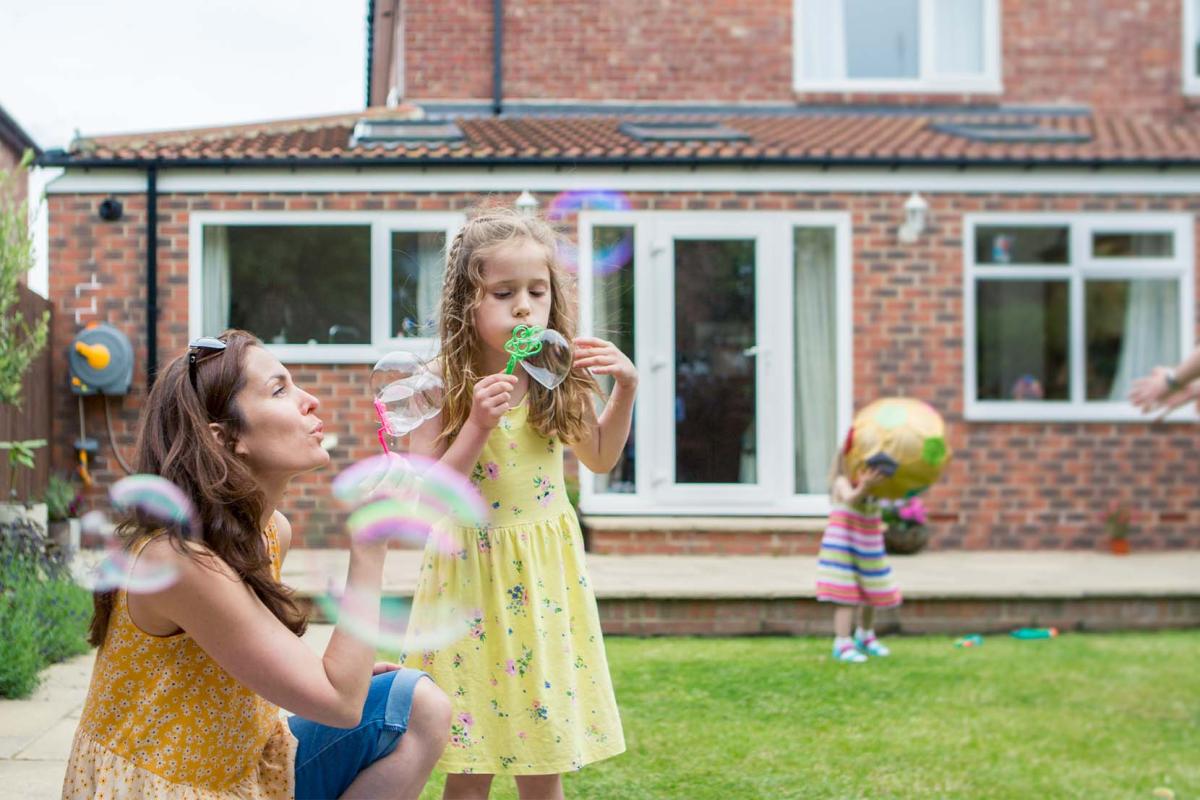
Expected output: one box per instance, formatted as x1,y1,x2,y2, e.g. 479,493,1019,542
103,395,133,475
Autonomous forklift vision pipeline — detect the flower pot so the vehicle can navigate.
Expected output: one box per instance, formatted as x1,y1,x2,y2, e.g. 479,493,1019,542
1109,537,1130,555
884,523,929,555
48,517,81,558
0,501,48,532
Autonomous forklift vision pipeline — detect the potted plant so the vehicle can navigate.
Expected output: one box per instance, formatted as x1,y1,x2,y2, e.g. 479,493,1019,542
0,150,50,529
1104,502,1132,555
881,496,930,555
44,473,82,557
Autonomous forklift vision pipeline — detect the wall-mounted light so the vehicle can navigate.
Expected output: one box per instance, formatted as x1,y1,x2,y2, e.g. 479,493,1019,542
515,190,539,218
898,192,928,243
97,197,123,222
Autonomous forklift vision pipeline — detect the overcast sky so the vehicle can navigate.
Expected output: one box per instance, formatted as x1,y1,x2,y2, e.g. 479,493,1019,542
0,0,367,150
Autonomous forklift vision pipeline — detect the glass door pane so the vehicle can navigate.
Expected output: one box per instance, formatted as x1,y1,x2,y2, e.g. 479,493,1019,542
673,239,758,484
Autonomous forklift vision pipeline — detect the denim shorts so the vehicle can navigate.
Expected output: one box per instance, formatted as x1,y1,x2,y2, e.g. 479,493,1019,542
288,668,432,800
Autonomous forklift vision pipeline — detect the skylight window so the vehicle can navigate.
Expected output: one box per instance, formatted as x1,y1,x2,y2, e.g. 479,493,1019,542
350,119,463,147
619,121,750,142
932,122,1091,144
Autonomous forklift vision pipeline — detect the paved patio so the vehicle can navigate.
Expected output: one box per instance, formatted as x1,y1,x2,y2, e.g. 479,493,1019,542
2,550,1197,797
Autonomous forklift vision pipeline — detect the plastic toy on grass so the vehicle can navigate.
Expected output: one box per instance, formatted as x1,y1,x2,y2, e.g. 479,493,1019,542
1011,627,1059,639
842,397,952,500
954,634,983,648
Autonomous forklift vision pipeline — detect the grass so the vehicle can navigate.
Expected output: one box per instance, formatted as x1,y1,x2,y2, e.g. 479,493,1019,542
415,632,1199,799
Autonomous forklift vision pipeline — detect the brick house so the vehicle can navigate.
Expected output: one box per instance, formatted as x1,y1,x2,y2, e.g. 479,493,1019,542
37,0,1200,552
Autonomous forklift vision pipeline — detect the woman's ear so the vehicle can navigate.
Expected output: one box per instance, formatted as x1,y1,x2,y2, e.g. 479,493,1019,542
208,422,244,455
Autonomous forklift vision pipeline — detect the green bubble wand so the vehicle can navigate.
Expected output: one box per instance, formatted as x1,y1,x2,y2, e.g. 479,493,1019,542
504,324,544,374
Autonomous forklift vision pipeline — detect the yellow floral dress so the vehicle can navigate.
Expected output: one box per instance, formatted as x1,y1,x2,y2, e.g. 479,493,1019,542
62,522,296,799
402,401,625,775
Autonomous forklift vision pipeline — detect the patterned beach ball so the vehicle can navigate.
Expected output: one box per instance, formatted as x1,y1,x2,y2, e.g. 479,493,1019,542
843,397,951,500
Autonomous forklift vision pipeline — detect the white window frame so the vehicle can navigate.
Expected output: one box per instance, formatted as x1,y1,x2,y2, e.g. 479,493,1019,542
964,213,1195,422
577,211,854,517
792,0,1002,94
1184,0,1200,95
188,211,463,364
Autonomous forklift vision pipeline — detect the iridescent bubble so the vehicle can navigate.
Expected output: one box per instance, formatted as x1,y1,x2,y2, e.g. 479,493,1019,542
545,190,634,276
371,351,444,441
73,474,198,594
518,328,573,390
332,453,488,557
314,587,469,652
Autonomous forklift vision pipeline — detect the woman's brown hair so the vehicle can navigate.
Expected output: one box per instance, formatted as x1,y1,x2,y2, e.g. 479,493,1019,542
437,205,602,448
89,330,308,646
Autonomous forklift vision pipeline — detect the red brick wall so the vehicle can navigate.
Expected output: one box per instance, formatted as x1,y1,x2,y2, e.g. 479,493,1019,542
401,0,1198,117
46,188,1200,551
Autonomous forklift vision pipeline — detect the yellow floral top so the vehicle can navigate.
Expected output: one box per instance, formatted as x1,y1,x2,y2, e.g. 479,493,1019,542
62,522,296,799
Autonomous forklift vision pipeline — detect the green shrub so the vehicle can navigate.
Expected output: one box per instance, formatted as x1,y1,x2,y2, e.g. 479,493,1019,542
0,518,92,698
0,567,44,697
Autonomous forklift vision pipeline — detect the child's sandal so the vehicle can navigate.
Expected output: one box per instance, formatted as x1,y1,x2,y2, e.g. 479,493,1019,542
832,642,867,663
855,634,890,657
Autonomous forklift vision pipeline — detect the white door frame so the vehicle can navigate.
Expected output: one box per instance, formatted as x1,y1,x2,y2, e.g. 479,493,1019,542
578,210,854,517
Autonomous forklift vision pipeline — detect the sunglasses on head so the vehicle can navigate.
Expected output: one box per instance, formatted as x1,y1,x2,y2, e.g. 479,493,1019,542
187,336,227,390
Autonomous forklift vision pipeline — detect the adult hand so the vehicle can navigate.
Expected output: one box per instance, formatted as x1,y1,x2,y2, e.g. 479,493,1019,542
1129,366,1176,413
372,661,403,675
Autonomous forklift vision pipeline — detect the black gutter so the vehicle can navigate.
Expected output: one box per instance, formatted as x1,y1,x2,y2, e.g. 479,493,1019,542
146,166,159,389
34,152,1200,170
0,104,41,157
364,0,376,108
492,0,503,116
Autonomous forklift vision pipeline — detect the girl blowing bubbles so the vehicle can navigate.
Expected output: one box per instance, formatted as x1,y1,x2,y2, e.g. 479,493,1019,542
405,207,636,800
814,453,903,663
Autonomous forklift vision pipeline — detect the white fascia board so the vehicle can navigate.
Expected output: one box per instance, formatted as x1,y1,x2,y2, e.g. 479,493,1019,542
44,166,1200,196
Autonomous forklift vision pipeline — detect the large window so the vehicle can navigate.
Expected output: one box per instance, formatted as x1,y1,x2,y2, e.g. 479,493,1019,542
965,215,1193,421
191,212,461,362
794,0,1000,93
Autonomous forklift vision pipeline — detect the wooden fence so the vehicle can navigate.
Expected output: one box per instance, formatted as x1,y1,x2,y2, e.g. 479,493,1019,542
0,284,52,502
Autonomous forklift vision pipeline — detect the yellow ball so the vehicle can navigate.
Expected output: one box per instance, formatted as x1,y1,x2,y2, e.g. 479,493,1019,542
843,398,951,500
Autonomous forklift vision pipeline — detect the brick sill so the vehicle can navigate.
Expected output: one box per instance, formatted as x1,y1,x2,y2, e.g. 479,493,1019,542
581,515,825,533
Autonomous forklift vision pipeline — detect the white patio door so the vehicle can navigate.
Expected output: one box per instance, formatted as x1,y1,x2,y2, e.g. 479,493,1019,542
648,217,784,506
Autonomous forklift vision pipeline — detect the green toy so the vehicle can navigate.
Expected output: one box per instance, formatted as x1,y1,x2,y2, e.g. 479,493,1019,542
504,324,544,375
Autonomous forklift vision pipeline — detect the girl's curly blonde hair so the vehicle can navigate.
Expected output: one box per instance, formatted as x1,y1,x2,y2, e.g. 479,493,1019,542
437,204,601,447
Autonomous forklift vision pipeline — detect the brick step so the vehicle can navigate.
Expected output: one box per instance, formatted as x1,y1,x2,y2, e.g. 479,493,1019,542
582,516,825,555
297,594,1200,636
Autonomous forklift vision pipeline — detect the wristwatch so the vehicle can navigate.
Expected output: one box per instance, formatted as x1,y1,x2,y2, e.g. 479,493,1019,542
1165,368,1182,393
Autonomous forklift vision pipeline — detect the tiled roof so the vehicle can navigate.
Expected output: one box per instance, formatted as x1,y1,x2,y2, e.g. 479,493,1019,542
42,106,1200,166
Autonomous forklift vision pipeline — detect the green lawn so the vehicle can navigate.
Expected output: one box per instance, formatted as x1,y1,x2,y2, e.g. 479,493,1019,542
416,632,1199,800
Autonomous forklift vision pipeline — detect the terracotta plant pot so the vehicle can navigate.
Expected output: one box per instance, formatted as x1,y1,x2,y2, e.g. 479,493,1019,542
1109,537,1130,555
884,524,929,555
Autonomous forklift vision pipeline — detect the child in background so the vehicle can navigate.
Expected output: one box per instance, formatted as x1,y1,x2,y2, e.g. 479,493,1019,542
814,453,903,663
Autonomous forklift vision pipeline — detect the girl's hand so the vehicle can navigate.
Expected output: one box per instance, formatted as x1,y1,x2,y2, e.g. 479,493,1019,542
573,337,637,389
856,466,886,490
468,373,519,431
848,467,886,503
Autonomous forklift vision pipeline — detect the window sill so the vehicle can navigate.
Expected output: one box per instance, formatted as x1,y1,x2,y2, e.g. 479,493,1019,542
792,79,1003,95
965,401,1200,423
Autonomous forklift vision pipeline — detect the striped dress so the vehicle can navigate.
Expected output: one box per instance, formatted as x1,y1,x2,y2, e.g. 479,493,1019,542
814,502,902,608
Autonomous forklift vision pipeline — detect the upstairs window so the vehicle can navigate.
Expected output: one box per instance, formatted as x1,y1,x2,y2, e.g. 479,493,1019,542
794,0,1001,93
